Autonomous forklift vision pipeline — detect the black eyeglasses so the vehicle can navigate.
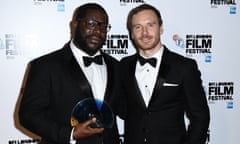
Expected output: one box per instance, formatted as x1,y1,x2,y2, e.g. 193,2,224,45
78,19,111,32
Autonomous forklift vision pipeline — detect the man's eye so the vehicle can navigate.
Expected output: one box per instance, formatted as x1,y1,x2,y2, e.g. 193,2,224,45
148,23,153,27
148,22,156,27
133,25,141,30
87,21,96,27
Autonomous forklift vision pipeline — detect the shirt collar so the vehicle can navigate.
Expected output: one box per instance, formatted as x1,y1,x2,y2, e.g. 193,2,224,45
139,45,164,62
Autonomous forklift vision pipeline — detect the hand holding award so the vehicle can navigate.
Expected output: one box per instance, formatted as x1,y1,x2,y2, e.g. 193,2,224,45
71,98,114,128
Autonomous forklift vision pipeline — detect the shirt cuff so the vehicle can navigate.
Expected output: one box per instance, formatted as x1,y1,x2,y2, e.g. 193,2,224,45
70,128,76,144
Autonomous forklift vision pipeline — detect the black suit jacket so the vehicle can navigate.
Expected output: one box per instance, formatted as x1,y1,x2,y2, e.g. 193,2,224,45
19,42,120,144
117,46,210,144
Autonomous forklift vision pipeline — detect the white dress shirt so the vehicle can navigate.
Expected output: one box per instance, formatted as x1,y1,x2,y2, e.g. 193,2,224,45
135,46,164,107
69,40,107,143
70,40,107,101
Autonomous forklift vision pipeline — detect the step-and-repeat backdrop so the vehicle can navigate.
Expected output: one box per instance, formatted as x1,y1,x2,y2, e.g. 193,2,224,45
1,0,239,143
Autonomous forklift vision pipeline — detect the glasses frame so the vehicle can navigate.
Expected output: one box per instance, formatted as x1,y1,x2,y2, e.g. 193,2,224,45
78,18,111,32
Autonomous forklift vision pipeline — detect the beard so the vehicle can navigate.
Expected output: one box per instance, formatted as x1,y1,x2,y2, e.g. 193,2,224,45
133,34,161,51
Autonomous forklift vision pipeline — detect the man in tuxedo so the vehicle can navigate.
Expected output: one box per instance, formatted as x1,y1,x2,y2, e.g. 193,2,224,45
19,3,120,144
117,4,210,144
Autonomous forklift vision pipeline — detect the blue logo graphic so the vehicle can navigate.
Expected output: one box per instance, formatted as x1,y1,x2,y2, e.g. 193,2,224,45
175,37,185,48
230,6,236,14
227,102,233,109
205,55,212,63
57,4,65,12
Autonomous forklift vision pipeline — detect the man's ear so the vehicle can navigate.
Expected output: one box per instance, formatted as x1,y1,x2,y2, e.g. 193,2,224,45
70,20,78,39
160,25,164,35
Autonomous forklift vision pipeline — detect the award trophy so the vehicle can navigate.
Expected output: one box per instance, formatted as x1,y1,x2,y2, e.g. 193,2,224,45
71,98,114,128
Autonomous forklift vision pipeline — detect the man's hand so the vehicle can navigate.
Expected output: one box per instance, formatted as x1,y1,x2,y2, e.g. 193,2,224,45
73,117,104,140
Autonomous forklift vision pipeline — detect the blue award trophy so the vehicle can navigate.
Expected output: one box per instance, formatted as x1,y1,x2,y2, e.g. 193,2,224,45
71,98,113,128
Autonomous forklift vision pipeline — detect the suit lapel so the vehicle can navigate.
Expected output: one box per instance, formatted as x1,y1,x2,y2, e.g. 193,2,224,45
102,53,114,103
129,54,148,109
148,47,170,106
63,43,94,99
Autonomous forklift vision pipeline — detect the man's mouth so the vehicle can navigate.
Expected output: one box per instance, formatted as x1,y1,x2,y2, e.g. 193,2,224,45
88,36,102,44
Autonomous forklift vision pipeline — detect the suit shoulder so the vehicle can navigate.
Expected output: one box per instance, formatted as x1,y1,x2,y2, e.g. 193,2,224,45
30,46,66,67
166,49,196,65
102,53,119,63
165,49,200,76
120,54,136,63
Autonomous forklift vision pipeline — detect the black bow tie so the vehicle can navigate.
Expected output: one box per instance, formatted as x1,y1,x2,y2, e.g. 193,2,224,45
83,55,103,67
138,54,157,67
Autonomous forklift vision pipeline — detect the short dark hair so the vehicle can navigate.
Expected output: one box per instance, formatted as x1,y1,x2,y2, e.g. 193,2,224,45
127,4,163,32
74,3,109,24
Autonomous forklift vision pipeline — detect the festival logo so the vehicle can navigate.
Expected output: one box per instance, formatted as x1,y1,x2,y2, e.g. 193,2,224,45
211,0,236,7
103,34,129,57
0,34,18,59
33,0,65,12
120,0,144,6
8,138,40,144
210,0,237,14
208,81,234,108
173,34,212,63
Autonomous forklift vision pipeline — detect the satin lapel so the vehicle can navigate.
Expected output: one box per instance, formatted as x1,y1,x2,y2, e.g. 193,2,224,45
63,44,93,98
148,47,170,106
130,54,147,108
101,53,114,103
